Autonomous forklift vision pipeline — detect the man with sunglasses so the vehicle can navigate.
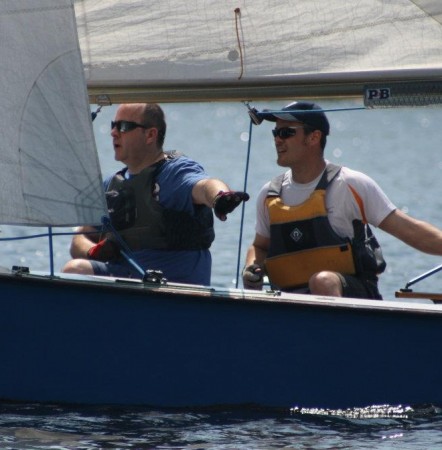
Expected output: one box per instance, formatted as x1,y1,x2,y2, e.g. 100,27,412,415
63,103,248,285
242,101,442,299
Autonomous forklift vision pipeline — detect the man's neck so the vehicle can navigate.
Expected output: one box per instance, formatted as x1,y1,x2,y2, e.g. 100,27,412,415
127,151,166,175
290,159,326,184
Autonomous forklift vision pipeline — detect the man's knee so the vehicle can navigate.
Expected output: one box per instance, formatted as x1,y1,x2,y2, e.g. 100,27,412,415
62,259,94,275
308,271,343,296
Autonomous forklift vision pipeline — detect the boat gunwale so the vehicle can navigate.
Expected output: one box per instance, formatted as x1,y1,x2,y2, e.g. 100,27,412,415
2,270,442,317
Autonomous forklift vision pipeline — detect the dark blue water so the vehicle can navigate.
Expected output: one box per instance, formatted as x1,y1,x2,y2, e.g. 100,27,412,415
0,402,441,449
1,100,442,448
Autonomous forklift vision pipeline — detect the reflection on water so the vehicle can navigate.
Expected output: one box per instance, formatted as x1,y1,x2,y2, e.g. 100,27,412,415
291,403,441,419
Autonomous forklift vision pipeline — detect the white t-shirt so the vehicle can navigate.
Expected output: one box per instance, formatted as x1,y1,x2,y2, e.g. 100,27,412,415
255,163,396,239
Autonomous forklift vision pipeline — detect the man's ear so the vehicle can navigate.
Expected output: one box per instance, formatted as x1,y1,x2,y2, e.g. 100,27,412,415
145,127,158,145
307,129,322,145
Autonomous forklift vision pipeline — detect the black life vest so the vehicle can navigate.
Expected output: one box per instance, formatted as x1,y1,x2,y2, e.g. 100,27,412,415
105,152,215,251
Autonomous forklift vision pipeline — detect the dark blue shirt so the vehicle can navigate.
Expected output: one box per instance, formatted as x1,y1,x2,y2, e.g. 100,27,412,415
96,156,212,285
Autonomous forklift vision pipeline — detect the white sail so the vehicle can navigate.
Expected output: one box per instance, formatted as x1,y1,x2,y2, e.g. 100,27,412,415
74,0,442,103
0,0,107,226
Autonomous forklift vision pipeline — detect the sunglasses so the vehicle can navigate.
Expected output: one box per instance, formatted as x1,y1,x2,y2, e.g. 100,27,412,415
272,126,305,139
111,120,147,133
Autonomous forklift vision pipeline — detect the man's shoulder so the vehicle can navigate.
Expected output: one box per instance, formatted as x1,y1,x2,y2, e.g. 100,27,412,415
163,152,200,169
334,165,388,206
160,153,207,182
338,165,377,185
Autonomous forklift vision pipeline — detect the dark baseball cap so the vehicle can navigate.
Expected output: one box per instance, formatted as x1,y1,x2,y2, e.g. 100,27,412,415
260,101,330,135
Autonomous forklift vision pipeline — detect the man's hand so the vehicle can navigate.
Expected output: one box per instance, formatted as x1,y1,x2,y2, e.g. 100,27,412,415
242,264,264,290
213,191,249,221
87,238,120,262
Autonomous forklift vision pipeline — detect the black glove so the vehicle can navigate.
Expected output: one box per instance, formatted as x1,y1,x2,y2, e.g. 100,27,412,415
213,191,249,221
87,238,120,262
242,264,264,290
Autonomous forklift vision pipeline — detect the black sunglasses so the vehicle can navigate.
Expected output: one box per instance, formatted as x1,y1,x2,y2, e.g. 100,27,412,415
272,126,305,139
111,120,148,133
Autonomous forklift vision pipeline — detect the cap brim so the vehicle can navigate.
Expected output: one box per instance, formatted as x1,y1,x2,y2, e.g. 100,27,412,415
259,111,302,122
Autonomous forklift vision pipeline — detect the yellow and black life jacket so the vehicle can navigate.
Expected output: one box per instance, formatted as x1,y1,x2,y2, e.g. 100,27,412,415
105,152,215,251
264,164,385,290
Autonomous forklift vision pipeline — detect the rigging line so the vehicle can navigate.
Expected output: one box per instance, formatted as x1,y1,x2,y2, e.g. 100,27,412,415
235,117,253,288
316,107,366,113
234,8,244,80
0,229,101,241
405,263,442,289
48,226,54,277
260,106,367,115
0,233,68,241
101,216,150,280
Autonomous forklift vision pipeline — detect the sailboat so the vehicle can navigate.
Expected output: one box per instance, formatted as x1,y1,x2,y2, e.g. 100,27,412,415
0,0,442,409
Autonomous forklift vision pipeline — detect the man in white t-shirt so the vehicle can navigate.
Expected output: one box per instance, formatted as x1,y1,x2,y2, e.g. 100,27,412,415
242,101,442,299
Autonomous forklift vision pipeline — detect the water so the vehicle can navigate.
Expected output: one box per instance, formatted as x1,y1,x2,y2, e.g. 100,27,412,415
1,99,442,448
0,402,441,449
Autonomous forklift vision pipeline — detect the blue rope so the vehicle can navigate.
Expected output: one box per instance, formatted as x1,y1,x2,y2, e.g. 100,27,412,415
257,106,366,115
235,118,254,288
48,226,54,276
100,216,147,279
0,231,79,241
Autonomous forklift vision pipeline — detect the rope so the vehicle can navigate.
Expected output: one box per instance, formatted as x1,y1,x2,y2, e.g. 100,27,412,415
234,8,244,80
235,117,254,288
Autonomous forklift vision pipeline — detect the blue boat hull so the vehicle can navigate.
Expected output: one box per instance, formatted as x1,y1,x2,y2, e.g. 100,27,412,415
0,271,440,409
